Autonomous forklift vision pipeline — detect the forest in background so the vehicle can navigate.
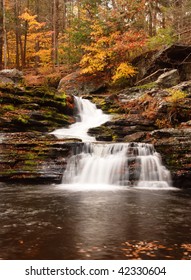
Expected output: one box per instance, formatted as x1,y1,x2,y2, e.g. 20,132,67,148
0,0,191,84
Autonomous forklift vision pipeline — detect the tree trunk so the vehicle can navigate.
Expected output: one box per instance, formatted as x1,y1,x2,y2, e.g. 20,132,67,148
23,0,30,68
0,0,3,69
14,0,20,69
52,0,59,68
3,0,7,68
34,0,40,71
61,0,67,30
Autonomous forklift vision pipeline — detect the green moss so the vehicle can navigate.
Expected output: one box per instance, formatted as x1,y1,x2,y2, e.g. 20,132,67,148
2,104,15,111
108,107,123,114
17,115,30,124
159,151,181,169
112,135,118,141
24,160,36,166
25,153,36,160
135,82,157,90
55,91,66,100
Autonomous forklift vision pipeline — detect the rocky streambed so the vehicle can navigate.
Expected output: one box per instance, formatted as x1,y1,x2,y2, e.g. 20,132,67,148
1,83,191,188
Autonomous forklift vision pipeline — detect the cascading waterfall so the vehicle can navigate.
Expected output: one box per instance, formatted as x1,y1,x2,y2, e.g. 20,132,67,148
62,142,172,188
51,96,110,142
51,96,172,189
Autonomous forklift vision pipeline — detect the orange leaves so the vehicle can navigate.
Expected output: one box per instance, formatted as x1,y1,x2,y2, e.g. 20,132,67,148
75,241,191,260
112,30,147,51
80,18,146,84
19,12,37,22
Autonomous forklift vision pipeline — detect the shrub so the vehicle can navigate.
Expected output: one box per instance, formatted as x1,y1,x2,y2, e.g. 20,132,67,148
112,63,137,86
166,88,187,103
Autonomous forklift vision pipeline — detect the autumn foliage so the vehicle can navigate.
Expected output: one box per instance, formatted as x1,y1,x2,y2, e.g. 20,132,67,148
0,0,190,76
80,17,146,84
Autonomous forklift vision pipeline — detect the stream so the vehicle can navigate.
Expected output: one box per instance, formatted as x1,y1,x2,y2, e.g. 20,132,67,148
0,184,191,260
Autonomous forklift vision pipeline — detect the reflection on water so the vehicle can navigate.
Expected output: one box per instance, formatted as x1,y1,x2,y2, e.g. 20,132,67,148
0,183,191,260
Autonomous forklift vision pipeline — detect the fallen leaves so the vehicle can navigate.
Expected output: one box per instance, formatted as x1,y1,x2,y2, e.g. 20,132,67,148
76,241,191,260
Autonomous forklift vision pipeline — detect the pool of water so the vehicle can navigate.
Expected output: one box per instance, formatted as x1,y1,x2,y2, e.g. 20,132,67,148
0,183,191,260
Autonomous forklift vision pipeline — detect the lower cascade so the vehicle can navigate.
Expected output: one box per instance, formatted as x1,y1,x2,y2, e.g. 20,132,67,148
62,142,172,188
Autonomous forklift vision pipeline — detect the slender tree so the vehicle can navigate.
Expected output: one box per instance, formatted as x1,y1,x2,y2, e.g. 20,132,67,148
0,0,3,69
3,0,7,68
52,0,59,67
14,0,20,68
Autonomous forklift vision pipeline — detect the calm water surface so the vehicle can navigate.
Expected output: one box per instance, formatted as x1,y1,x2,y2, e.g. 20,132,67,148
0,183,191,260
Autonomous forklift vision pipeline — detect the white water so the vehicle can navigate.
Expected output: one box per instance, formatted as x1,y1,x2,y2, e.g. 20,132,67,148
61,142,172,189
51,95,172,189
51,96,110,141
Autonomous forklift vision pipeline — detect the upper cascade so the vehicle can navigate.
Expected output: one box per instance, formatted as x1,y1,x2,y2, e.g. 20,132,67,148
51,96,110,141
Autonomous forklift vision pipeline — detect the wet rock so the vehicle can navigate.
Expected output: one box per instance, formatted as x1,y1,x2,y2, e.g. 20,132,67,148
96,135,113,141
88,115,156,142
0,132,82,184
0,86,75,133
113,116,155,127
124,132,147,142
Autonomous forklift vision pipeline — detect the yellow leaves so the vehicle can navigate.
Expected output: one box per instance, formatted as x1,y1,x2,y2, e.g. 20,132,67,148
112,62,137,84
19,12,37,22
80,29,113,74
166,88,187,103
90,21,104,38
35,49,51,64
81,52,108,74
19,11,45,31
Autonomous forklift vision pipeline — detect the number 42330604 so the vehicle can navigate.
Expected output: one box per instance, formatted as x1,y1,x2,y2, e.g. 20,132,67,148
118,266,166,276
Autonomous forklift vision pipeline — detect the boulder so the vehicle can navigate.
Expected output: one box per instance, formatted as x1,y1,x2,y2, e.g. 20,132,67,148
180,120,191,128
0,76,14,85
0,68,23,84
58,70,106,95
133,44,191,85
156,69,180,88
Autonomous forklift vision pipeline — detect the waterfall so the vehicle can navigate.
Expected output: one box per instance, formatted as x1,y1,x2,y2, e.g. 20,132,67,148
62,142,172,188
51,96,110,141
51,96,172,189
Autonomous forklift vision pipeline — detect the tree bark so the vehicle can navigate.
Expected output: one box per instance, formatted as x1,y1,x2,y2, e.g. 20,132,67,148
14,0,20,69
34,0,40,71
0,0,3,69
52,0,59,67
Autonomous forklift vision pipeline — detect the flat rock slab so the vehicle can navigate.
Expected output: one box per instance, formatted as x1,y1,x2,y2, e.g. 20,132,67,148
0,132,82,184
